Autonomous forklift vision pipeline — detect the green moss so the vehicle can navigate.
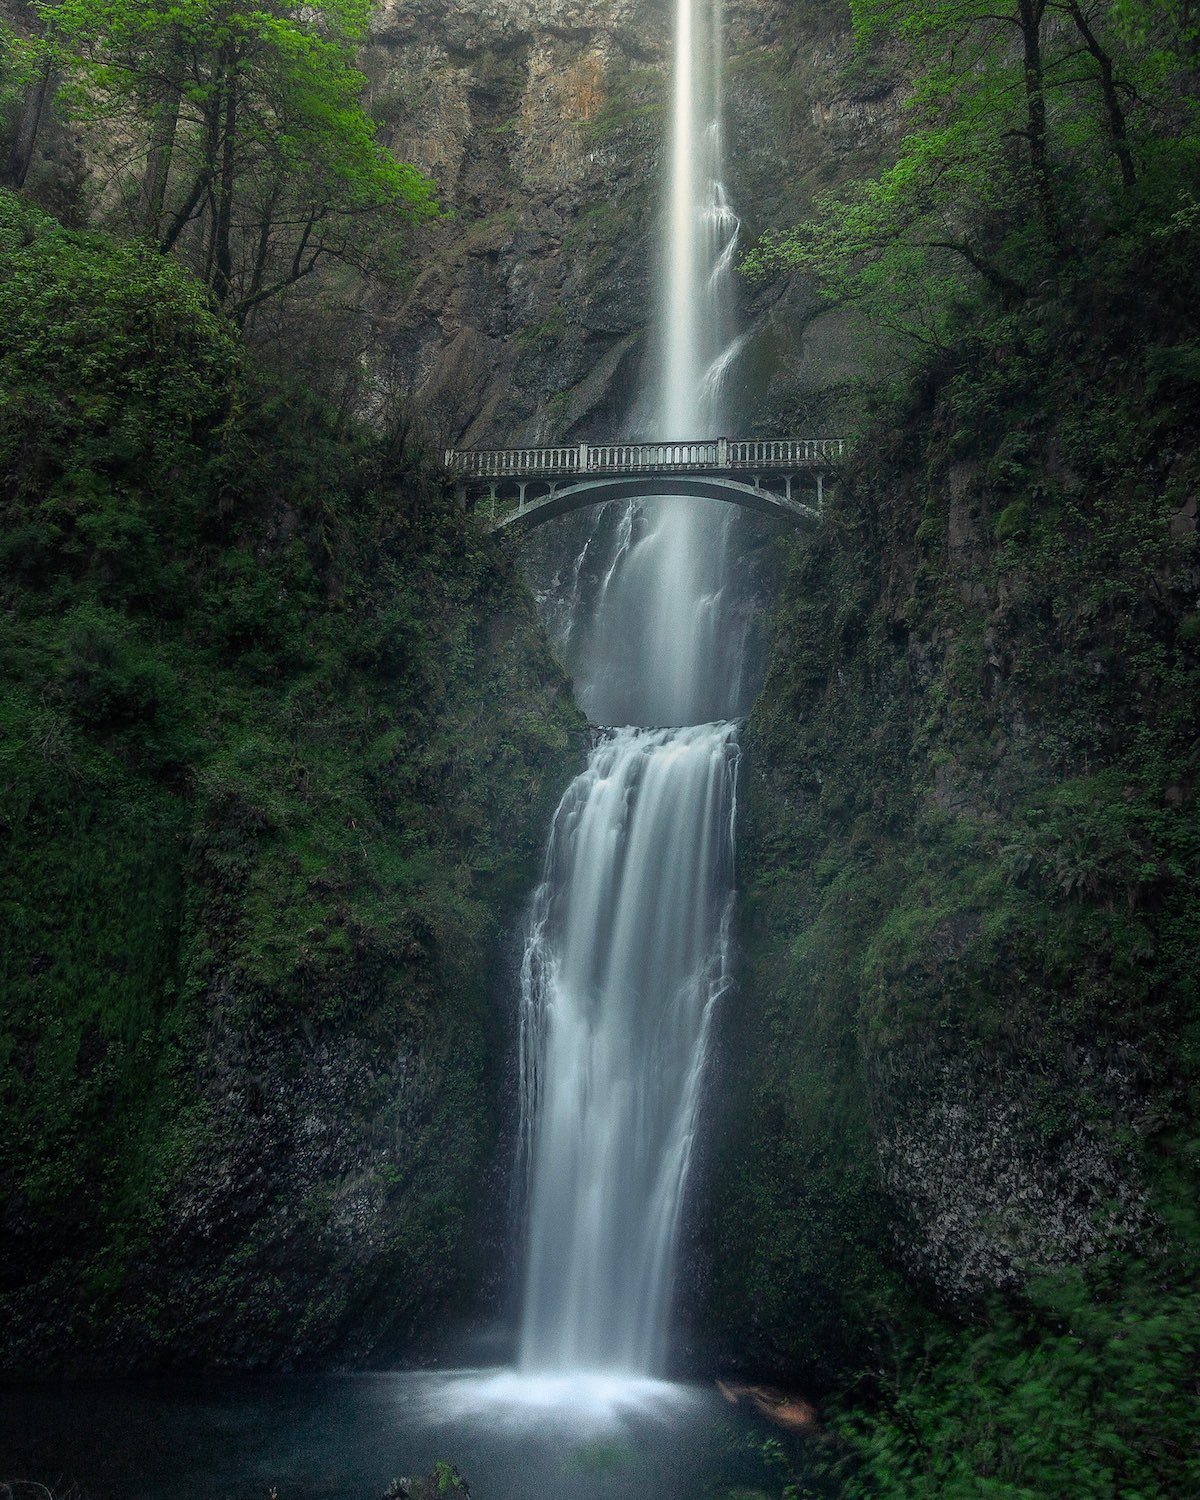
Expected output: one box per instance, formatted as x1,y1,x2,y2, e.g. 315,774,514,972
704,218,1200,1492
993,497,1029,540
0,190,582,1371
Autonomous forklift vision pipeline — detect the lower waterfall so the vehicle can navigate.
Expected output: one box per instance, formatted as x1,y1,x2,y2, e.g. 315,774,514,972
517,723,739,1374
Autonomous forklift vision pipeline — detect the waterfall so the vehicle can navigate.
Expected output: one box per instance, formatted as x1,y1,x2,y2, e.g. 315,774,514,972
517,725,738,1373
513,0,747,1384
564,0,745,731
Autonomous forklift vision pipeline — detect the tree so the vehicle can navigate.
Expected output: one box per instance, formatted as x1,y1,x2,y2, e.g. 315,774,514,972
747,0,1200,339
744,115,1032,347
23,0,437,320
1,13,59,188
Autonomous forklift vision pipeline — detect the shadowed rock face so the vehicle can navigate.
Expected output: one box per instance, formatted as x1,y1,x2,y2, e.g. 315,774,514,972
360,0,905,446
871,1045,1153,1301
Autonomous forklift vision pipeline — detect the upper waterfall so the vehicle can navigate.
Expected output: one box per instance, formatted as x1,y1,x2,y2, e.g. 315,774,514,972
663,0,739,442
563,0,748,729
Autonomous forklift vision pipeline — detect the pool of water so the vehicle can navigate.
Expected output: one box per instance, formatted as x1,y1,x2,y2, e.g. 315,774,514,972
0,1367,831,1499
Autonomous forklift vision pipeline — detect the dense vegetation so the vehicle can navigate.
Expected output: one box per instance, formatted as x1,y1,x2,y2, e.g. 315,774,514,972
2,0,434,319
748,0,1199,346
0,188,581,1369
710,0,1200,1492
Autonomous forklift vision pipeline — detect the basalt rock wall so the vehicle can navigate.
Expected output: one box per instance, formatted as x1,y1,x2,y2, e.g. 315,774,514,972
361,0,903,444
696,277,1200,1384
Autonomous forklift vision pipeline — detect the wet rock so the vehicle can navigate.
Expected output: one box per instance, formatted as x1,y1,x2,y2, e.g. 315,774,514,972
870,1043,1153,1301
361,0,904,444
1169,494,1197,538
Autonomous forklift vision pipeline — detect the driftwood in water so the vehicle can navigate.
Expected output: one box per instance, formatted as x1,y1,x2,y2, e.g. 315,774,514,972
717,1379,820,1434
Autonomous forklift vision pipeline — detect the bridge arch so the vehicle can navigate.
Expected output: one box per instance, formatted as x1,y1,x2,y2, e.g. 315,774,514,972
444,437,844,533
485,475,822,533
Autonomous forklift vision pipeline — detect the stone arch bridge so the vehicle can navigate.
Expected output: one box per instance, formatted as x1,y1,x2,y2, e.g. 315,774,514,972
443,438,846,532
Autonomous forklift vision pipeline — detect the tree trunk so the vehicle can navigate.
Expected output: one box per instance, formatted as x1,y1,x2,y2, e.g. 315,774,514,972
211,47,239,304
1063,0,1136,188
4,57,54,188
238,176,282,324
139,85,181,236
926,240,1028,305
159,91,221,255
1018,0,1060,245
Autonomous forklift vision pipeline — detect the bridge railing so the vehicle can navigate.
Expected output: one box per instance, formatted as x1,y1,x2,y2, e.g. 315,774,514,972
444,438,845,479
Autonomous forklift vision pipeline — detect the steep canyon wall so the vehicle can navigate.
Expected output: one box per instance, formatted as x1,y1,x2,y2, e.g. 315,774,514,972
360,0,902,443
698,282,1200,1382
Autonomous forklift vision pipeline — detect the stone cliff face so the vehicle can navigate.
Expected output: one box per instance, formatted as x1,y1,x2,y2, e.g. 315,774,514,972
696,279,1200,1382
0,0,919,1379
362,0,903,444
2,0,905,440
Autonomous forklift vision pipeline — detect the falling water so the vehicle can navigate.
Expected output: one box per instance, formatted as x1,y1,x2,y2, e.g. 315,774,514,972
564,0,747,730
514,0,749,1383
518,726,738,1372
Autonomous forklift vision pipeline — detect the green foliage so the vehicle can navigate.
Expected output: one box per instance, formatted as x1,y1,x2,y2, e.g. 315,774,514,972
745,0,1200,343
433,1459,466,1495
12,0,437,316
713,151,1200,1495
0,191,581,1369
832,1250,1200,1497
0,16,36,125
0,193,235,511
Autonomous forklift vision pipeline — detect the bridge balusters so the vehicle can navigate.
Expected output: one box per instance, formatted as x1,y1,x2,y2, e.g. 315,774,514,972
441,433,846,500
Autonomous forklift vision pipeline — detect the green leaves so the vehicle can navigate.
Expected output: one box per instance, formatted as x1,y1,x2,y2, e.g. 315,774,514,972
0,192,235,530
0,194,582,1368
747,0,1199,344
29,0,438,316
834,1253,1200,1497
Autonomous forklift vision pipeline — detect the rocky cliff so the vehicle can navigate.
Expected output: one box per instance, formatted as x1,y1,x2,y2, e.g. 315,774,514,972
2,0,903,439
0,193,584,1374
361,0,903,443
698,260,1200,1386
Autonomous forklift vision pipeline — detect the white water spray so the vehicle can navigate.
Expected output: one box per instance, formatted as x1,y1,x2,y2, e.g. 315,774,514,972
518,725,738,1372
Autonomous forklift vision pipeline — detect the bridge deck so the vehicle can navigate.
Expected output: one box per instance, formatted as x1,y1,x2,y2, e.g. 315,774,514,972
444,438,845,482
